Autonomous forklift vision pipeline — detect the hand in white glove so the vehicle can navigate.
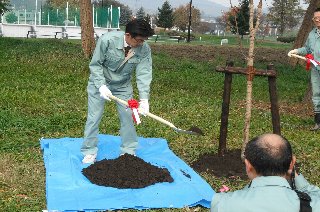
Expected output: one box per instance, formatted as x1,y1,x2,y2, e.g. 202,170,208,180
99,85,112,101
138,99,149,116
288,49,298,57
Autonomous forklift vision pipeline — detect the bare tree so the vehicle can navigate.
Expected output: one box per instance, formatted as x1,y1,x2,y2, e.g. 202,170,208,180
241,0,263,160
173,4,201,32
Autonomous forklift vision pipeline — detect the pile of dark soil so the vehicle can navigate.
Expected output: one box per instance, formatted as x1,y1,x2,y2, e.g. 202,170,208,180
191,149,247,180
82,154,174,189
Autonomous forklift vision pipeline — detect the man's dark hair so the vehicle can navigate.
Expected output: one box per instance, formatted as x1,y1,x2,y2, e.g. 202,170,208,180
125,19,154,38
315,7,320,13
244,134,292,176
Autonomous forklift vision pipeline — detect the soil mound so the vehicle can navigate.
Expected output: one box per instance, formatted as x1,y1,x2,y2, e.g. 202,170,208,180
82,154,174,189
191,149,247,180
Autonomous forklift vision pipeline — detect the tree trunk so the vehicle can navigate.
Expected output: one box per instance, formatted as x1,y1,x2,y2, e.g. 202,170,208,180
289,0,320,67
241,0,263,161
80,0,95,59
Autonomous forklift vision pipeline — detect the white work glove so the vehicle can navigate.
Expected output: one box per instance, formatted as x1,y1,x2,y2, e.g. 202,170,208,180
99,85,112,101
288,49,298,57
138,99,149,116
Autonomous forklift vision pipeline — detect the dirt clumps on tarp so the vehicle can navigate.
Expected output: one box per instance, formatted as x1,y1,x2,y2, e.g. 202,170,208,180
191,149,247,180
82,154,174,189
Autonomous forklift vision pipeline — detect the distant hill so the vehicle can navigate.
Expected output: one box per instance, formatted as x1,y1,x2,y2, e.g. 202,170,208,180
117,0,228,19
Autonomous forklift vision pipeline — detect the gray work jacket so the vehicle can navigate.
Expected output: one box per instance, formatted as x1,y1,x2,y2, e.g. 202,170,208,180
89,30,152,99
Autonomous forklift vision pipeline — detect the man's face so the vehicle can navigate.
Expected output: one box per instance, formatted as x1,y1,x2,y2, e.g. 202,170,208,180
313,11,320,28
125,33,148,48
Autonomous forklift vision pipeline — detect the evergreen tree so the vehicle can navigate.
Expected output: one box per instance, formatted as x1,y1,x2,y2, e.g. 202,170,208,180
157,0,173,29
0,0,10,16
268,0,304,35
120,5,132,25
5,12,18,23
136,7,146,20
229,0,250,38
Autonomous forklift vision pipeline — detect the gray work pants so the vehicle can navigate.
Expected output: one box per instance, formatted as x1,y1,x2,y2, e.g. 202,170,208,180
81,81,138,156
311,68,320,113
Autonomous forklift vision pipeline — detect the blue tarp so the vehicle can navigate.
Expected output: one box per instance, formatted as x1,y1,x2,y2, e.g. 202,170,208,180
40,134,215,211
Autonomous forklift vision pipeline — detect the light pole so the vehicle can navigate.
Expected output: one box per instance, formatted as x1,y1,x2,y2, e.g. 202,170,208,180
35,0,38,27
187,0,192,43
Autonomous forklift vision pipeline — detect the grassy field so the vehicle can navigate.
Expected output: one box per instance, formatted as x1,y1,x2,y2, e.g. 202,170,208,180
0,37,319,211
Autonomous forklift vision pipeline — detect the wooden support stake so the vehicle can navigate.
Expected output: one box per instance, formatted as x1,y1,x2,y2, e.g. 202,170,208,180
267,63,281,135
216,63,281,155
218,62,234,156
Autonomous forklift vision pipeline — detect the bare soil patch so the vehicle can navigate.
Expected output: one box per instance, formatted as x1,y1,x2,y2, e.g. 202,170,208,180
150,44,290,64
191,149,247,180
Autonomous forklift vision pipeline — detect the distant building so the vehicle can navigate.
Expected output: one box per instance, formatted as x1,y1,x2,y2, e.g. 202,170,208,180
206,22,225,36
3,10,36,24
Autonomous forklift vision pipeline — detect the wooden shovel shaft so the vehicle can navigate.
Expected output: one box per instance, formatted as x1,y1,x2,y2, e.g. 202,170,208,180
291,53,307,61
108,95,177,129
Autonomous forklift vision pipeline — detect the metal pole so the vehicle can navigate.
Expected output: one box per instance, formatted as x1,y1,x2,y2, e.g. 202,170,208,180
92,4,95,27
35,0,37,28
96,7,98,27
118,7,120,29
107,7,110,28
39,8,41,25
56,9,58,26
75,8,77,26
66,2,69,22
110,5,113,28
187,0,192,42
25,9,27,24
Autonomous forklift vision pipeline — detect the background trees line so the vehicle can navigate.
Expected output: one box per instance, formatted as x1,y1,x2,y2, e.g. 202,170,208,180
1,0,309,36
1,0,316,58
217,0,306,37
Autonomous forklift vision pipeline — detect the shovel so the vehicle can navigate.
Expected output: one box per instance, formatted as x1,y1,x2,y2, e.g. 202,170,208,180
108,95,204,136
291,53,320,67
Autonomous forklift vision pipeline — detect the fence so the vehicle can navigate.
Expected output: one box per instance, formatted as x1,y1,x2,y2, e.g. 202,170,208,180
2,4,120,28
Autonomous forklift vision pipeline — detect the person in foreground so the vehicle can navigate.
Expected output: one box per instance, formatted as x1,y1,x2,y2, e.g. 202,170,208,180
211,133,320,212
288,7,320,130
81,19,155,164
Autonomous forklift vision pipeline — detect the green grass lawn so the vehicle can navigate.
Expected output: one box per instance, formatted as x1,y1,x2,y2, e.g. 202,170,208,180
0,37,319,211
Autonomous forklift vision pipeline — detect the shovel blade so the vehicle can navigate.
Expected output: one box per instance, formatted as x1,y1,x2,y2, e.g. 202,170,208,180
174,126,205,136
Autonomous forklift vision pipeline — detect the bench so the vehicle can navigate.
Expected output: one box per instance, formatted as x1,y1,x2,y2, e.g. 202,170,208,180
64,32,81,39
169,35,185,43
54,31,69,39
37,33,57,39
27,30,37,38
153,35,185,43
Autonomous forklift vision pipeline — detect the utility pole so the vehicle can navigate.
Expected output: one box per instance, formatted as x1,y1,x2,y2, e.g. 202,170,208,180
187,0,192,42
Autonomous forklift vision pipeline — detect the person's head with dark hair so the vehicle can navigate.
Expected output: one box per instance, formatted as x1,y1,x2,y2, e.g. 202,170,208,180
313,8,320,29
124,19,154,48
244,133,296,180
